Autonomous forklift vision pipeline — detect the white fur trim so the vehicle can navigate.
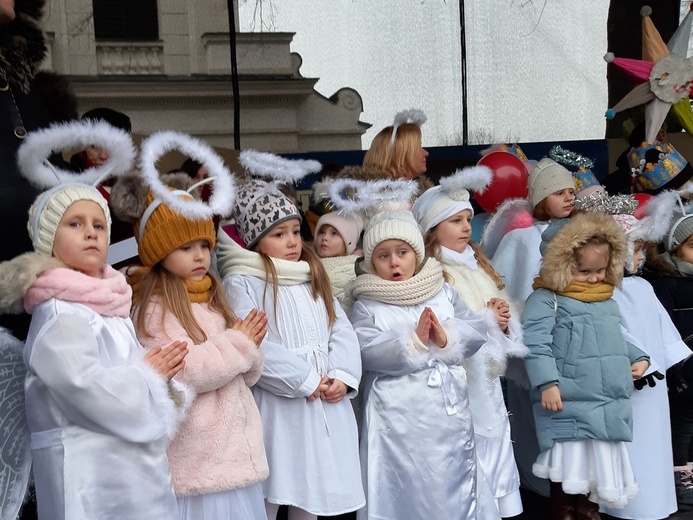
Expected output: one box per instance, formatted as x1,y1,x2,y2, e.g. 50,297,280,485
401,324,432,371
135,350,195,440
139,131,236,219
637,190,686,247
17,120,135,188
439,165,493,195
238,149,321,183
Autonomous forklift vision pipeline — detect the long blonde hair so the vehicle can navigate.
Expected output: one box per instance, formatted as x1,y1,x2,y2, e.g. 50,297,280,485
133,264,237,344
424,229,505,290
363,123,423,179
255,242,337,327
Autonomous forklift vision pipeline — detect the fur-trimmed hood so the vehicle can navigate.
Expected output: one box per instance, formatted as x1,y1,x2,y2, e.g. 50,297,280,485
0,252,64,313
0,0,47,92
539,212,626,291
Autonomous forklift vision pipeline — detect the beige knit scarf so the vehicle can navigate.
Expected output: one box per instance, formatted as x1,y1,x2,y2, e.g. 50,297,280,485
350,257,445,306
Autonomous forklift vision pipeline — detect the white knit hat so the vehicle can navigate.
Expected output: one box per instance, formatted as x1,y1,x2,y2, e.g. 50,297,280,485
315,212,364,255
27,184,111,256
413,185,472,234
362,210,425,268
412,165,492,234
528,158,576,208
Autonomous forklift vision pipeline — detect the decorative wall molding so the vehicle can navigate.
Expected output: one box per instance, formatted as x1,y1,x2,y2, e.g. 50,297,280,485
96,41,164,75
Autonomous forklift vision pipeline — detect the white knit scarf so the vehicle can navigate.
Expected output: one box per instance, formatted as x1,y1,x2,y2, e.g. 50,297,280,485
440,245,478,270
350,257,445,306
216,229,311,284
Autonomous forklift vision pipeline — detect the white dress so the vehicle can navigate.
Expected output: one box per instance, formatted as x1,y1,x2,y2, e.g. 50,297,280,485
442,250,526,518
350,285,501,520
488,222,550,497
224,275,365,516
24,299,187,520
601,276,691,519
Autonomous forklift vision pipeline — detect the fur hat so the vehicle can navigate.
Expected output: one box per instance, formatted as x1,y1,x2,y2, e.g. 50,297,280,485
232,179,302,249
528,158,576,208
412,165,492,233
538,212,627,291
27,185,111,257
314,212,364,255
363,210,425,268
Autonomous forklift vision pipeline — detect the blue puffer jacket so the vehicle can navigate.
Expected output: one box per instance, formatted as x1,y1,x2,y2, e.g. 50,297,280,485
522,289,648,452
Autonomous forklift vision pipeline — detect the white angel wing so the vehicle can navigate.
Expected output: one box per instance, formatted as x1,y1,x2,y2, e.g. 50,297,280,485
481,198,533,258
0,331,31,520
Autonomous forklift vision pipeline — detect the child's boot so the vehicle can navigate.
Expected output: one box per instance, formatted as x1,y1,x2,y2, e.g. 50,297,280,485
575,494,600,520
549,481,576,520
674,466,693,506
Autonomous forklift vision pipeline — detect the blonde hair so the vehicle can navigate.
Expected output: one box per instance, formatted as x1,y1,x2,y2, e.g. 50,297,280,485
363,123,423,179
424,229,503,289
254,242,337,327
133,264,237,344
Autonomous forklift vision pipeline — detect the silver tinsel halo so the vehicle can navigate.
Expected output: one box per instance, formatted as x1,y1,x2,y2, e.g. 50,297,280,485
573,191,638,215
549,145,595,170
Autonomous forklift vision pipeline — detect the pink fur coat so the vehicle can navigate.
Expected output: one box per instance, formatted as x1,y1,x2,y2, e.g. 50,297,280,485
138,298,268,496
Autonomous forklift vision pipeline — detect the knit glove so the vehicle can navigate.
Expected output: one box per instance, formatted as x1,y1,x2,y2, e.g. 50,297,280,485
634,371,665,391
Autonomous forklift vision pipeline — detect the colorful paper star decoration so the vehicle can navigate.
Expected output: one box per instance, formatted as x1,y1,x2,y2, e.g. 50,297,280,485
605,5,693,144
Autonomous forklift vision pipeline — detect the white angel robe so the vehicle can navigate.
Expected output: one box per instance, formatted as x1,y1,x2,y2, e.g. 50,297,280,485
601,276,691,520
24,299,187,520
224,275,365,516
489,222,550,498
443,258,526,517
350,285,501,520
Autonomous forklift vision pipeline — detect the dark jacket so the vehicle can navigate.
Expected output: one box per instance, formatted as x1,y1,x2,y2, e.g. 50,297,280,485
0,0,51,338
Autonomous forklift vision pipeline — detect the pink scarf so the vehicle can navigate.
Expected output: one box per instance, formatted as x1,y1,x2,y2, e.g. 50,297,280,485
24,265,133,317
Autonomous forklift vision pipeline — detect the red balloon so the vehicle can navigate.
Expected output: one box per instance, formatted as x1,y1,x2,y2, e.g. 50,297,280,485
632,193,653,220
474,152,529,213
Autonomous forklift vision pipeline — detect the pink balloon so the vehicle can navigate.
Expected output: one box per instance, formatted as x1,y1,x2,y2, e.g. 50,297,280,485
474,152,529,213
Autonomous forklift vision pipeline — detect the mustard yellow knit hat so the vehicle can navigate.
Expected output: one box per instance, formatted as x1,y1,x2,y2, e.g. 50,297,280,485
134,190,216,267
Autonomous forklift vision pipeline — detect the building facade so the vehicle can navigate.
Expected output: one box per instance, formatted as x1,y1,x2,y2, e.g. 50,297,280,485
41,0,369,151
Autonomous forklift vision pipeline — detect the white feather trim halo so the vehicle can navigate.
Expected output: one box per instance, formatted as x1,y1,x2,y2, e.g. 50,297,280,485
139,131,236,219
327,178,370,214
239,149,321,184
17,120,135,188
390,109,427,147
393,109,427,129
438,165,493,199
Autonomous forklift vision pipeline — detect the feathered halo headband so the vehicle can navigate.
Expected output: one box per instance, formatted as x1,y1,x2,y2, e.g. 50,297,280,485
139,131,236,220
390,109,427,148
17,120,136,243
18,120,135,189
328,178,418,217
438,165,493,200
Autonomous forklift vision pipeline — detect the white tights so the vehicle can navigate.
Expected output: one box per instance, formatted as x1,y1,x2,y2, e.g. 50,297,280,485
264,501,317,520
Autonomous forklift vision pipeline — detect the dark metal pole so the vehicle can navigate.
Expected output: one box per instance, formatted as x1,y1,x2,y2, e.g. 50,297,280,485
227,0,241,150
459,0,468,145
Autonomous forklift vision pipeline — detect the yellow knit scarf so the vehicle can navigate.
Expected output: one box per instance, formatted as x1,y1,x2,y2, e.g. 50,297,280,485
185,275,212,303
532,277,613,302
